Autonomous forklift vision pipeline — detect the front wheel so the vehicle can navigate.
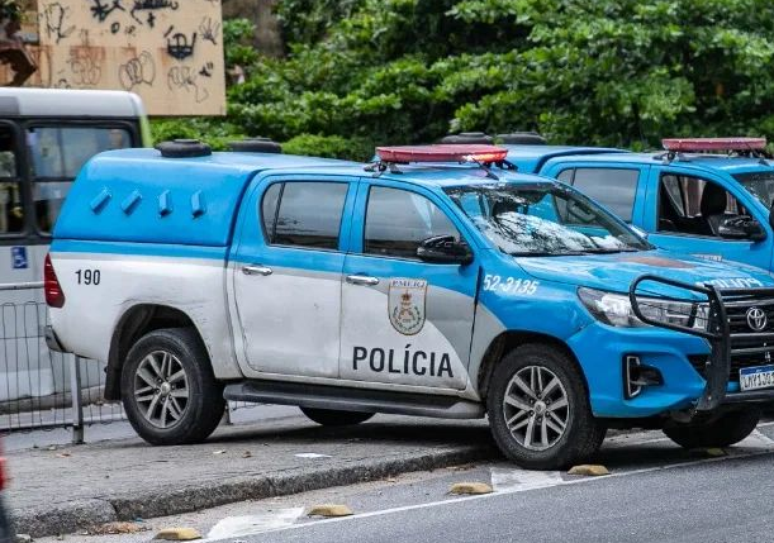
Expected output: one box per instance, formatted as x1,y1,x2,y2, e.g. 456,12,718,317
487,344,606,470
300,407,374,426
121,328,225,445
663,409,761,449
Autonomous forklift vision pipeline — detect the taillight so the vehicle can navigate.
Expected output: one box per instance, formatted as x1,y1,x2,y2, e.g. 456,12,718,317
44,253,65,308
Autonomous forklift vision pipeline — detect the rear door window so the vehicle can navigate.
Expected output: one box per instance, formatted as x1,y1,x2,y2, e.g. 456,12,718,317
265,181,349,250
569,168,640,222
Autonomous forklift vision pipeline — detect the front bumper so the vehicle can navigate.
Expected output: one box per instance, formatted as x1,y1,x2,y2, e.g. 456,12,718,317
570,276,774,419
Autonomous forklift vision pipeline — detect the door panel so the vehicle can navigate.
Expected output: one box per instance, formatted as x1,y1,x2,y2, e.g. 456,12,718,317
232,177,355,379
339,183,478,390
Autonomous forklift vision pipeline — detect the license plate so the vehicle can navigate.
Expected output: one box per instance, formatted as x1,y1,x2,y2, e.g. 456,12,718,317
739,365,774,391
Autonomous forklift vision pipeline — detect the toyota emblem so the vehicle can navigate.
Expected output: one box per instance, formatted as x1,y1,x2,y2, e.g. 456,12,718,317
746,307,767,331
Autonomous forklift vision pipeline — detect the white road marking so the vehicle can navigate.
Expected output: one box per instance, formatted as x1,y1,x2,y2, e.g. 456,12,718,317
295,453,332,459
262,428,774,536
490,466,563,492
205,509,305,541
604,430,670,449
747,429,774,446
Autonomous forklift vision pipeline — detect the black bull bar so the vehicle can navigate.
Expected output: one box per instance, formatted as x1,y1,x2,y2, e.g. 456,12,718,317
629,275,774,412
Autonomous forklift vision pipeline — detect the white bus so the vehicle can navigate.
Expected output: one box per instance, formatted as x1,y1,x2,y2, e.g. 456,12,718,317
0,88,150,405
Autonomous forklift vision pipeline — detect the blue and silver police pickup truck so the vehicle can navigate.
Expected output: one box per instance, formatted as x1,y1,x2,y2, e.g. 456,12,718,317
506,137,774,280
44,140,774,469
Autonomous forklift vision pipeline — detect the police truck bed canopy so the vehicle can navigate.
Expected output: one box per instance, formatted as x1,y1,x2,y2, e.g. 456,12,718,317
53,148,356,248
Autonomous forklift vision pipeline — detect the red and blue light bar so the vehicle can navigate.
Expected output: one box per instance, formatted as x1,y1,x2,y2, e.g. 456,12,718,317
375,144,509,164
662,137,767,153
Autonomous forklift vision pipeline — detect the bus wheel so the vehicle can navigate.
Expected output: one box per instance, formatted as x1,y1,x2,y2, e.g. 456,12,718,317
487,344,606,470
663,409,761,449
121,328,225,445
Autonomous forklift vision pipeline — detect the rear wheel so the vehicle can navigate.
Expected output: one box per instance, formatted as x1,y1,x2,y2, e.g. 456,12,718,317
663,409,761,449
487,344,606,470
121,328,225,445
300,407,374,426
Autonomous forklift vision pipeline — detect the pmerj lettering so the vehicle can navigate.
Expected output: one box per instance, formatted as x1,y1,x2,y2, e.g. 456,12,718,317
353,345,453,378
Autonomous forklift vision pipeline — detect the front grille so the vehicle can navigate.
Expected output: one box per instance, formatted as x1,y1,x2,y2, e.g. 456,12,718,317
688,354,772,381
691,296,774,381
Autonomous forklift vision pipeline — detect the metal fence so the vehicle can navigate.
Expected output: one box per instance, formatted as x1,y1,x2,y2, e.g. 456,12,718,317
0,282,254,443
0,282,124,443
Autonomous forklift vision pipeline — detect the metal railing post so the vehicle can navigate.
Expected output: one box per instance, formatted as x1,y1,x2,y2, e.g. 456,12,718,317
69,354,84,444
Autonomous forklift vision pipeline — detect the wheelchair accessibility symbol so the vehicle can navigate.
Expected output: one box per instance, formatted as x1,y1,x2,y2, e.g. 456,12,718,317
11,246,28,270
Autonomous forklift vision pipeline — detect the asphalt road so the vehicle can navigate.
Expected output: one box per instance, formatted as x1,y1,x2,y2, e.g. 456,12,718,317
260,453,774,543
38,422,774,543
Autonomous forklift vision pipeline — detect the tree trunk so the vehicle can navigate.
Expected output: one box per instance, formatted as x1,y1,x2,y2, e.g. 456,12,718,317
222,0,284,58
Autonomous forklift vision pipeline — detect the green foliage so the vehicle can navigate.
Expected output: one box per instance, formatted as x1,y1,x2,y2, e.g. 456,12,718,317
167,0,774,159
0,0,21,22
283,134,374,161
151,118,247,151
223,18,259,70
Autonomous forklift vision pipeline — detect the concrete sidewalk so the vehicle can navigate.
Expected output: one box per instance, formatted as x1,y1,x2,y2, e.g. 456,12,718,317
5,412,497,538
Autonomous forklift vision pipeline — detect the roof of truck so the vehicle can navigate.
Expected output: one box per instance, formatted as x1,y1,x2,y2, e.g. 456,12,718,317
0,88,146,118
502,145,626,173
53,148,559,249
506,146,774,176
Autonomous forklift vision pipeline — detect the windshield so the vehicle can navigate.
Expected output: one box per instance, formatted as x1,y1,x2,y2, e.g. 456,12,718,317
445,182,650,256
734,170,774,207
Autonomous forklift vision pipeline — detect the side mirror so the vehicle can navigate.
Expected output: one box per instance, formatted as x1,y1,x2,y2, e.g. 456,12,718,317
417,235,474,265
718,216,766,242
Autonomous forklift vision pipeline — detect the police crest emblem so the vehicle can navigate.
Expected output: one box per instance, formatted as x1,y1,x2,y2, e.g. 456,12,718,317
388,278,427,335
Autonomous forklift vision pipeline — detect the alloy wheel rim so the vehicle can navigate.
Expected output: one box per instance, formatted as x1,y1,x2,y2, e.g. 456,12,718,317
133,350,189,429
502,365,570,451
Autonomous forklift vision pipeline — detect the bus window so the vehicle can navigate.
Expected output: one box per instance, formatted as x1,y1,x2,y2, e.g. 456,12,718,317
0,126,23,234
26,126,131,232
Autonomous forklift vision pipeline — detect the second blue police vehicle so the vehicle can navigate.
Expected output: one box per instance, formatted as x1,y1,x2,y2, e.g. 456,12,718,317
44,141,774,469
506,137,774,284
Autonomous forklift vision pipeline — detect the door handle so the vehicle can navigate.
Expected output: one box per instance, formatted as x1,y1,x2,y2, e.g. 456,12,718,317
346,274,380,286
242,265,273,277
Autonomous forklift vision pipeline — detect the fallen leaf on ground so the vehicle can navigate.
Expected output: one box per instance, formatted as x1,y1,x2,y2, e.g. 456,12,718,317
153,527,202,540
307,504,353,517
449,482,493,495
568,464,609,476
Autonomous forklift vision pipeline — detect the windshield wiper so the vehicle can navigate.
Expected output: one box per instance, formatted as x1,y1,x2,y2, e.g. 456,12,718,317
509,251,587,257
582,248,639,254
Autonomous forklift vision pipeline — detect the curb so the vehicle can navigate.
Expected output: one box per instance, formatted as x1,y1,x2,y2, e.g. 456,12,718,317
13,444,499,538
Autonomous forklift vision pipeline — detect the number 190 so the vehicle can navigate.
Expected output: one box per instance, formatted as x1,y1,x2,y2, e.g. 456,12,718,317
76,269,101,286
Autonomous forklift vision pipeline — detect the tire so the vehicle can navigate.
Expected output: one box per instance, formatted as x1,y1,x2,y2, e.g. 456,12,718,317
300,407,374,426
663,409,761,449
487,344,606,470
121,327,225,445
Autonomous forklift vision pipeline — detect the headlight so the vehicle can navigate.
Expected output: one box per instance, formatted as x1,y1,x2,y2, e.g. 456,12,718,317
578,287,707,330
